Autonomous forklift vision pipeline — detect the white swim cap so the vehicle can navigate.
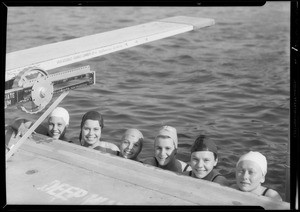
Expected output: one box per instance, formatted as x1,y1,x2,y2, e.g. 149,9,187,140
237,151,267,176
156,125,178,149
123,129,144,142
49,107,69,125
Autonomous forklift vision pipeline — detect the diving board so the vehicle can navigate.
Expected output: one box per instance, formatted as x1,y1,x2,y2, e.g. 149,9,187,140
6,133,290,209
6,16,215,82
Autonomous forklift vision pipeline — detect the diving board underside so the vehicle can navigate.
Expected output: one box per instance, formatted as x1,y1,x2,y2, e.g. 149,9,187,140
6,134,290,209
6,16,215,81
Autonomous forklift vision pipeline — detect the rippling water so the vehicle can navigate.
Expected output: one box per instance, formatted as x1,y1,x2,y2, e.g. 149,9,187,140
5,3,290,200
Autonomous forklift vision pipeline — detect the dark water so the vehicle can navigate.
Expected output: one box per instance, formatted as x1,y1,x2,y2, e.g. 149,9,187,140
5,3,290,200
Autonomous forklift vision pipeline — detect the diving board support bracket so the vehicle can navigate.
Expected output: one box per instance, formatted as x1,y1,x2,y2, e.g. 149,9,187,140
5,65,95,113
6,91,69,161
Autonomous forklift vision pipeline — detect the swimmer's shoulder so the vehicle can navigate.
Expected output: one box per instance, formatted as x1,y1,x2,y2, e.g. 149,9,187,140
213,173,229,186
182,170,192,176
177,159,192,172
229,183,241,191
264,187,282,201
142,157,157,166
100,141,120,152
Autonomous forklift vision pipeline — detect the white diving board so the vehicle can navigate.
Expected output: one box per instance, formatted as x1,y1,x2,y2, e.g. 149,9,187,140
6,16,215,82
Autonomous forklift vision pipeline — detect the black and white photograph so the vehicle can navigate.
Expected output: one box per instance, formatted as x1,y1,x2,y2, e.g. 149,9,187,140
3,2,295,209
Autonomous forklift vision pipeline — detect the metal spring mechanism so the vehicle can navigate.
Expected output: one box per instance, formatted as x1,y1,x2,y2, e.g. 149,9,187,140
5,65,95,114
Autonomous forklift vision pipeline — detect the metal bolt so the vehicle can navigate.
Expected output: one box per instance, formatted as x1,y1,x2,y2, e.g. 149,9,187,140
39,87,46,98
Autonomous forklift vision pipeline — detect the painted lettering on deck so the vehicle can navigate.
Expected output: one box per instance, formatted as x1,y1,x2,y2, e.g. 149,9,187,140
37,180,121,204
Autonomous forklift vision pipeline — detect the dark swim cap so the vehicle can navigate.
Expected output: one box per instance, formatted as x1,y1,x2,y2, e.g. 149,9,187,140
79,111,104,144
191,135,218,155
80,111,104,129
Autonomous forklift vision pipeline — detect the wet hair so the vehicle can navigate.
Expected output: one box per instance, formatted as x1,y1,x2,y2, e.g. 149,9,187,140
191,135,218,160
79,111,104,145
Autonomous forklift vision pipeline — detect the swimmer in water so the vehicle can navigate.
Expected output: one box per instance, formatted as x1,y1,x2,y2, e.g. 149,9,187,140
6,106,71,151
79,110,119,155
143,125,191,173
47,107,70,141
233,151,282,201
183,135,229,186
119,128,144,162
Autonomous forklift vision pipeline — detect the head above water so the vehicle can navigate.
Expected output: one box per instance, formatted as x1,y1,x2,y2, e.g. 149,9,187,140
191,135,218,159
79,111,104,143
122,129,144,143
49,107,69,126
155,125,178,149
47,107,69,139
236,151,267,176
120,128,144,160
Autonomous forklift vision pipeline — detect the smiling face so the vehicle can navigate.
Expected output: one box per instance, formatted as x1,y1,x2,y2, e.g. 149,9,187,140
190,151,217,179
120,134,142,160
236,160,265,192
154,136,176,166
81,119,101,148
47,116,67,139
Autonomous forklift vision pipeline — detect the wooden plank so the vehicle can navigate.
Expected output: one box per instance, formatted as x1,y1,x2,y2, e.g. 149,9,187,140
6,133,290,209
6,16,215,82
6,151,192,205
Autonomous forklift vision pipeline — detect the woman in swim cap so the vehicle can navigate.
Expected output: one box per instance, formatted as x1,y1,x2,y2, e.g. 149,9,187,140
79,110,119,155
184,135,228,186
6,106,71,145
47,107,69,140
143,125,191,173
119,128,144,161
234,151,282,201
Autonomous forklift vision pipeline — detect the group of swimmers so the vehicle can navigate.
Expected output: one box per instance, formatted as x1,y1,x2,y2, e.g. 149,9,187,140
6,106,283,202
